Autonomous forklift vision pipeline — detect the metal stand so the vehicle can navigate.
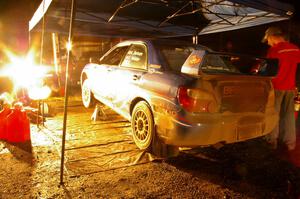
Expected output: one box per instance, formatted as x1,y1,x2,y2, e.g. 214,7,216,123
37,100,45,128
37,100,41,127
42,100,45,126
91,104,107,121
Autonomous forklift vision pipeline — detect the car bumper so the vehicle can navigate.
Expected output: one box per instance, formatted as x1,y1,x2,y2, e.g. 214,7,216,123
155,110,278,147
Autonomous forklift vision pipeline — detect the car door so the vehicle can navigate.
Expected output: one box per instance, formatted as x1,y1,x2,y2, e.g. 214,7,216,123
113,44,148,116
92,45,129,102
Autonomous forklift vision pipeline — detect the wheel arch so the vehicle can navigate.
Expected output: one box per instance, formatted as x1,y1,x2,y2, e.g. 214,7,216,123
130,97,152,117
81,72,88,86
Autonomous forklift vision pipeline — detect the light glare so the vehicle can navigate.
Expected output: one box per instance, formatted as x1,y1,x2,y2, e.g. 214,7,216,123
28,86,51,100
0,49,52,100
66,41,72,51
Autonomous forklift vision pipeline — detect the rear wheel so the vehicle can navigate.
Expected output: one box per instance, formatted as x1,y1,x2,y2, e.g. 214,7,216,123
131,101,154,150
131,101,179,157
81,79,95,108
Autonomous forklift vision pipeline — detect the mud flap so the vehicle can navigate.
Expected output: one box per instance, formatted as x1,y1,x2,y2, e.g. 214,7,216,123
151,130,179,158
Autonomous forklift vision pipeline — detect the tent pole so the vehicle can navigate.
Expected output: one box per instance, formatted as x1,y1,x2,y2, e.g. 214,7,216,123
60,0,76,185
37,0,46,128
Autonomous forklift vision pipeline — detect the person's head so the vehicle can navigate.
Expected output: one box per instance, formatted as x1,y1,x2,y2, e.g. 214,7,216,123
262,26,286,47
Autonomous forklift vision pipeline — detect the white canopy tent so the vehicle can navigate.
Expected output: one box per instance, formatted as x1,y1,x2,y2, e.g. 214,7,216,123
29,0,294,38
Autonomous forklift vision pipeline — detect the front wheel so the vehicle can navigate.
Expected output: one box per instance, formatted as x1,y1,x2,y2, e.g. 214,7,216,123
81,79,95,108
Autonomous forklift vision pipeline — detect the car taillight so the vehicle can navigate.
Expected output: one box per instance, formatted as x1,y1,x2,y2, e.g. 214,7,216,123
177,86,217,113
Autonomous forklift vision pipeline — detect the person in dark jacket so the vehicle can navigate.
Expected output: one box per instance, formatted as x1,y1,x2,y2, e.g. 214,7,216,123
262,26,300,151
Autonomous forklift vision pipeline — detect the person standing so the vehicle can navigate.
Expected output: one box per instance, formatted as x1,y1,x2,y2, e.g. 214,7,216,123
262,26,300,151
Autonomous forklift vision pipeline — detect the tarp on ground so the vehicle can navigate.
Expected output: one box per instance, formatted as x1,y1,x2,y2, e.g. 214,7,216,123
29,0,294,38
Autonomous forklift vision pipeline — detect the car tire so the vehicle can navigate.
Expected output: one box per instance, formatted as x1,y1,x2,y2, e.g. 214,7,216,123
81,79,95,108
131,101,179,158
131,101,154,150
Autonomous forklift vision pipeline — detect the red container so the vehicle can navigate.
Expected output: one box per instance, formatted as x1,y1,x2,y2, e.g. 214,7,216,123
5,107,31,143
0,107,12,140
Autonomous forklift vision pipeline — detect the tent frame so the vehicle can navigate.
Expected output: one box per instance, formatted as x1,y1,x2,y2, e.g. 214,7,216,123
30,0,293,38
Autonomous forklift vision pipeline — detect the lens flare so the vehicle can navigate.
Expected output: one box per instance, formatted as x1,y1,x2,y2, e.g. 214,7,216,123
0,49,52,100
28,86,51,100
66,41,72,51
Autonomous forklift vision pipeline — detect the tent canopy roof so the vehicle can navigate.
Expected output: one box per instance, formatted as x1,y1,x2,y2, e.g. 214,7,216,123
29,0,294,38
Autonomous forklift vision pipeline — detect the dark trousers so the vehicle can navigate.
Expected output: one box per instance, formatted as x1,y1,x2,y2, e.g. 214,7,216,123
269,90,296,150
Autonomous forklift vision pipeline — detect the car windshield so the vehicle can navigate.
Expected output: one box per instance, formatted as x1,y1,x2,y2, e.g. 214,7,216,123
155,42,277,77
202,53,278,76
201,53,240,74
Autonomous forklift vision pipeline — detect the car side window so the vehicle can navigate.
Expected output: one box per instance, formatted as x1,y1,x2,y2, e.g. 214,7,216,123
100,46,129,66
121,44,147,70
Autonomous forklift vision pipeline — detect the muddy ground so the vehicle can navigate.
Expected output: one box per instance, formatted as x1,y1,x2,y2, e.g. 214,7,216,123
0,96,300,199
